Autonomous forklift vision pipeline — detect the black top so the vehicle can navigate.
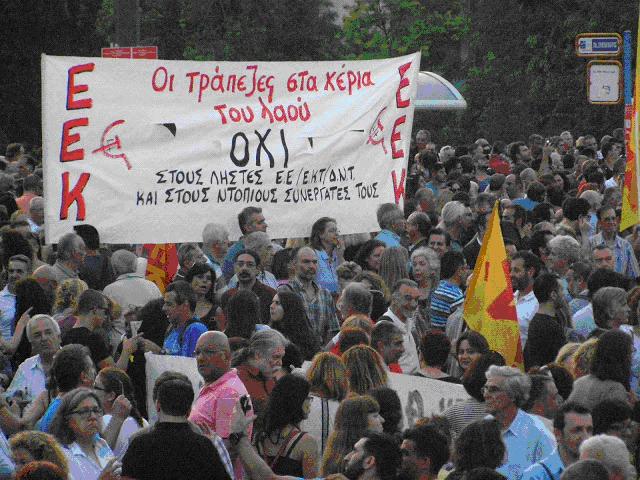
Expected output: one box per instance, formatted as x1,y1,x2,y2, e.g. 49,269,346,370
122,422,231,480
62,326,111,367
523,313,566,371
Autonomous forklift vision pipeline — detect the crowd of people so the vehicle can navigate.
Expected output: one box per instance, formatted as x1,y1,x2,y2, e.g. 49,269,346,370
0,129,636,480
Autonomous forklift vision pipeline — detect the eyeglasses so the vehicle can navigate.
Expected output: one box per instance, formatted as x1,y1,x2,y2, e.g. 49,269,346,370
194,348,223,357
70,407,103,419
482,385,504,395
236,261,257,268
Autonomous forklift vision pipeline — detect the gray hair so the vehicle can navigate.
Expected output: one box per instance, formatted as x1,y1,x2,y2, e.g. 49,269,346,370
341,282,372,315
485,365,531,407
592,287,628,329
520,168,537,184
410,247,440,278
243,231,271,252
579,434,636,480
177,243,203,268
202,223,229,246
580,190,602,211
26,314,61,343
249,329,287,357
441,201,466,228
548,235,581,264
376,203,401,229
57,232,84,261
379,208,404,230
561,460,609,480
110,249,138,276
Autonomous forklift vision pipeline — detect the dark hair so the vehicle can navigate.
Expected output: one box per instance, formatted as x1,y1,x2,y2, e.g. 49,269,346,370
408,211,431,238
354,240,386,272
258,374,310,440
590,329,632,390
456,331,490,361
238,206,262,235
592,399,631,435
533,273,559,303
166,280,196,311
562,197,590,222
427,228,451,246
529,230,552,259
368,386,402,435
152,371,190,401
49,388,102,446
15,461,66,480
371,320,402,351
440,251,465,279
526,182,546,202
271,248,293,281
51,344,91,393
137,298,169,348
339,327,370,355
462,351,506,402
362,432,402,480
15,277,52,323
511,250,543,278
72,224,100,251
454,419,505,471
543,363,574,401
234,248,261,268
76,289,107,315
587,268,633,300
225,290,261,339
522,374,554,411
156,377,194,416
271,291,320,361
1,229,33,269
403,424,449,474
184,262,217,304
97,367,144,427
310,217,337,251
553,401,591,431
420,330,451,368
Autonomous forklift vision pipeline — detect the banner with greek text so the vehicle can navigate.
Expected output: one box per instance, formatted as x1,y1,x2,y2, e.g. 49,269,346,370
42,53,420,243
144,353,468,426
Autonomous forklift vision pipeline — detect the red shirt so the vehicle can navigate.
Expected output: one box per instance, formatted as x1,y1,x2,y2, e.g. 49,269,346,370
236,364,275,418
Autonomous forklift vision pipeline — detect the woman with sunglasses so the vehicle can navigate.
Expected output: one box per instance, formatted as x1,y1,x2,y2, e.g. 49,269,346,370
93,367,148,460
49,388,120,480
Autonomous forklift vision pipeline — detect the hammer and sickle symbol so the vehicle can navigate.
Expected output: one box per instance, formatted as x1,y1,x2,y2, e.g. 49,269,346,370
92,119,131,170
367,107,388,155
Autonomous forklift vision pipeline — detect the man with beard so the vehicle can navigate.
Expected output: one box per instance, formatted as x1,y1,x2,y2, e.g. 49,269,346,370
189,331,250,479
510,251,542,347
230,400,402,480
523,274,568,371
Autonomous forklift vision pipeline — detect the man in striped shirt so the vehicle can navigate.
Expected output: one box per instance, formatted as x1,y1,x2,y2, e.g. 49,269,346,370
429,251,468,330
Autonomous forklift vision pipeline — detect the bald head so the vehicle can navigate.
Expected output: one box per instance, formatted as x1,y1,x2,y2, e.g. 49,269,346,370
195,331,231,383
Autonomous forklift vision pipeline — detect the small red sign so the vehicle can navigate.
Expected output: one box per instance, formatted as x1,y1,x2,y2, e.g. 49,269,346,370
101,47,132,58
132,46,158,59
101,46,158,59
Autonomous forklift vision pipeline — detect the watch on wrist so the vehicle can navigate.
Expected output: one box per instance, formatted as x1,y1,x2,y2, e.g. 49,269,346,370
229,432,245,446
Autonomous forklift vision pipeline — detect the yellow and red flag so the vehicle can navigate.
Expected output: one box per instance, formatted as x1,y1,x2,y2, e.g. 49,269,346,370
621,16,640,232
143,243,178,293
462,202,523,369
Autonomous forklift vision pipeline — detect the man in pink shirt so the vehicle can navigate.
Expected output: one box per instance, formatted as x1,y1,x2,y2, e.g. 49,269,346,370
189,331,251,476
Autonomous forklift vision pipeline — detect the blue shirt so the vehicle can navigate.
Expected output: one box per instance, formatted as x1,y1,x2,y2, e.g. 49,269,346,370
315,249,339,293
430,280,464,329
512,198,540,212
0,430,14,478
374,229,401,248
39,397,62,433
589,233,640,279
496,410,556,480
163,320,208,357
521,448,564,480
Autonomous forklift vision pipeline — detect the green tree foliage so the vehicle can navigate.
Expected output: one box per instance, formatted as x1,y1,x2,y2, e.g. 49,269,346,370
0,0,105,145
458,0,640,142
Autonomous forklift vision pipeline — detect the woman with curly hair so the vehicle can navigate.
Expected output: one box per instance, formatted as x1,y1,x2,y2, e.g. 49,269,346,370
342,344,387,396
254,374,318,478
354,239,386,275
320,395,384,476
447,419,506,479
51,278,88,337
184,262,219,330
269,291,320,361
9,431,68,476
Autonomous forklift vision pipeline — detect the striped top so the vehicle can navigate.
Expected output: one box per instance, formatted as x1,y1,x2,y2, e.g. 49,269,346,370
429,280,464,329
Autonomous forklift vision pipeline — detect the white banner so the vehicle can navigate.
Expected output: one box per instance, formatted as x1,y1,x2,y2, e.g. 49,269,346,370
42,53,420,243
144,353,468,427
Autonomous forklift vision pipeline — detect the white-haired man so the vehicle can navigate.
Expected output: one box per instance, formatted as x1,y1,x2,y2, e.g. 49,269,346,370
580,434,635,480
483,365,556,479
440,201,473,252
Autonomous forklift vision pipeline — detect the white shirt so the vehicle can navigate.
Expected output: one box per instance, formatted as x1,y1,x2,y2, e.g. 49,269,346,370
6,354,46,406
514,290,538,347
103,273,162,331
382,308,420,374
65,438,115,480
101,415,148,460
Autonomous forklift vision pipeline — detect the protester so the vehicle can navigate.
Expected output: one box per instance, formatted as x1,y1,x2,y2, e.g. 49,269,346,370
447,419,506,480
269,291,320,361
184,262,219,329
342,344,388,396
9,431,68,476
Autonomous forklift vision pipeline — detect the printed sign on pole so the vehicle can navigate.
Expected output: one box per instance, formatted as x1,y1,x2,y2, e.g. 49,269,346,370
576,33,622,57
587,60,622,104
